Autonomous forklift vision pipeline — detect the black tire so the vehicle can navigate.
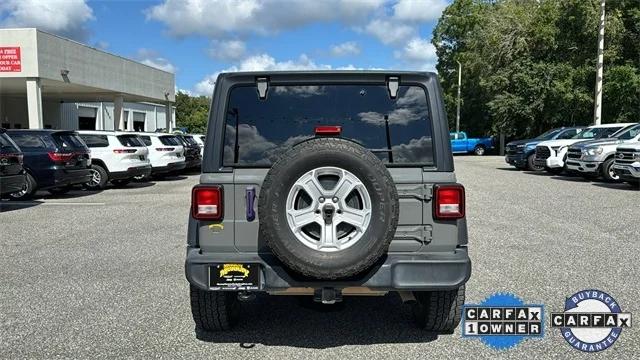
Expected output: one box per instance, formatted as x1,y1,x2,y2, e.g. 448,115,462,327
601,158,620,182
527,154,543,171
48,186,72,195
473,145,486,156
111,179,131,187
84,164,108,190
412,286,465,334
259,138,399,280
9,172,37,200
189,285,239,332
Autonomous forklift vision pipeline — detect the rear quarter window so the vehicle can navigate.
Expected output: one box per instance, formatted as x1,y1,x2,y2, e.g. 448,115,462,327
223,84,434,166
79,134,109,148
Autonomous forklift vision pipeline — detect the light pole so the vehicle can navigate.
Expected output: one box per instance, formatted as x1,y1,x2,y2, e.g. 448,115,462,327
456,60,462,134
593,0,606,125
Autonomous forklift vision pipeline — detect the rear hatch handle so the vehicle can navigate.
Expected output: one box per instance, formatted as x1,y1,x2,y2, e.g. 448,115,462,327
246,187,256,222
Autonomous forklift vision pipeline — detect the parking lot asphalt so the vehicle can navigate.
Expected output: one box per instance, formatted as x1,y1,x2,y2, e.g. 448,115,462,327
1,157,638,359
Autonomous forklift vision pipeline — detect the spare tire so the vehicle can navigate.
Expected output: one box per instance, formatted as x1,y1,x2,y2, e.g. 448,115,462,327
258,138,399,280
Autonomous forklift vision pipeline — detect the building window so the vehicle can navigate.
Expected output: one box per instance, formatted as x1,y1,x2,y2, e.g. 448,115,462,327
133,112,146,131
78,106,97,130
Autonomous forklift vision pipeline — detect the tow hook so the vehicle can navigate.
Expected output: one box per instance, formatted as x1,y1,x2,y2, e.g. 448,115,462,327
314,287,342,304
237,291,256,302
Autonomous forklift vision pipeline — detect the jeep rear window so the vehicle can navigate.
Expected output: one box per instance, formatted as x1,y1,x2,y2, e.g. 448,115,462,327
223,84,433,166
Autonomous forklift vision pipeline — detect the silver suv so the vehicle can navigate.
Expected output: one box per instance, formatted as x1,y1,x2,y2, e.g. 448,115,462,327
185,71,471,333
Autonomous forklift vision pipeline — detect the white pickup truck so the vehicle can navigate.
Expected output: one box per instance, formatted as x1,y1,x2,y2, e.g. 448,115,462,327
534,123,635,174
613,142,640,186
565,123,640,181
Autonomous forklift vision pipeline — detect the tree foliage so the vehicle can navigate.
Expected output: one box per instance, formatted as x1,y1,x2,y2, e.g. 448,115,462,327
433,0,640,138
175,91,211,133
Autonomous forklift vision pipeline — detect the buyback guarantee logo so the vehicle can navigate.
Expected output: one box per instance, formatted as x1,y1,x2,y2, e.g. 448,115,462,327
462,292,544,350
551,289,632,352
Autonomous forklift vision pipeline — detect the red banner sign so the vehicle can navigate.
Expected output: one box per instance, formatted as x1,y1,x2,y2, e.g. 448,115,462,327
0,47,22,72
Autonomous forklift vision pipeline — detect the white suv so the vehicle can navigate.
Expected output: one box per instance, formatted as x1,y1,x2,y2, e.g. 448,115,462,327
534,123,634,174
137,133,186,177
78,131,152,189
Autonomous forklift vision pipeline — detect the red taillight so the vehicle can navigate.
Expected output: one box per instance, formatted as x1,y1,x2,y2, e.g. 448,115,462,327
192,186,223,220
433,184,465,220
48,152,75,162
155,147,175,152
315,126,342,136
113,149,137,154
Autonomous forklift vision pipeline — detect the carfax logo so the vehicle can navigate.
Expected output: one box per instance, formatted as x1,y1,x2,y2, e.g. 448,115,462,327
462,292,544,350
551,289,632,352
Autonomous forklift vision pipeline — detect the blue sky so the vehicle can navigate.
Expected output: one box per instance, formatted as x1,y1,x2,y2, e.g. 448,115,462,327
1,0,450,95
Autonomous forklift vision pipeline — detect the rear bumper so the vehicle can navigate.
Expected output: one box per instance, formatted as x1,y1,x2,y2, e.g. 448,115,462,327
505,154,527,167
110,165,152,180
566,159,601,173
185,247,471,292
0,173,26,195
151,161,186,174
51,168,92,188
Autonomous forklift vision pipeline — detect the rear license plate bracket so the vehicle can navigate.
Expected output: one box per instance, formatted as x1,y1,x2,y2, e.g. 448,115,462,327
209,263,261,291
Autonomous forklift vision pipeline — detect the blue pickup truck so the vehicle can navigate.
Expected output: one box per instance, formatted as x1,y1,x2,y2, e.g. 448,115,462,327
450,131,494,155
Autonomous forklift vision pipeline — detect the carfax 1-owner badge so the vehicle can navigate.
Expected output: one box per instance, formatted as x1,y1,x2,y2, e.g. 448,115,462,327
462,292,544,350
551,289,632,352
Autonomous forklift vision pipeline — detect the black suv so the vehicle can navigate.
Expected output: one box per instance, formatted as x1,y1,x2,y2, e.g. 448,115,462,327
7,130,92,199
176,134,202,169
186,71,470,333
0,129,27,197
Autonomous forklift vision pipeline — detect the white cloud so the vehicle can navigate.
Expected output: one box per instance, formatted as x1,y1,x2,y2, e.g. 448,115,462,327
364,19,415,45
395,37,437,63
194,53,332,95
393,0,448,22
194,74,219,97
147,0,384,37
0,0,94,41
135,49,177,73
330,41,361,57
209,40,247,61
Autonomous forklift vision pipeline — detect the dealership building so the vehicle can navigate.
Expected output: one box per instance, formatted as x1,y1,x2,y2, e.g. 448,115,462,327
0,28,175,131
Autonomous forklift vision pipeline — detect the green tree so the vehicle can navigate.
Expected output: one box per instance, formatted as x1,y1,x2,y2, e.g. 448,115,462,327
433,0,639,139
175,91,211,133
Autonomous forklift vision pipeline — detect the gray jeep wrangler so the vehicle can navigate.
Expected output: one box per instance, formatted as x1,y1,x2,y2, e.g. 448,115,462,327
186,71,471,333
